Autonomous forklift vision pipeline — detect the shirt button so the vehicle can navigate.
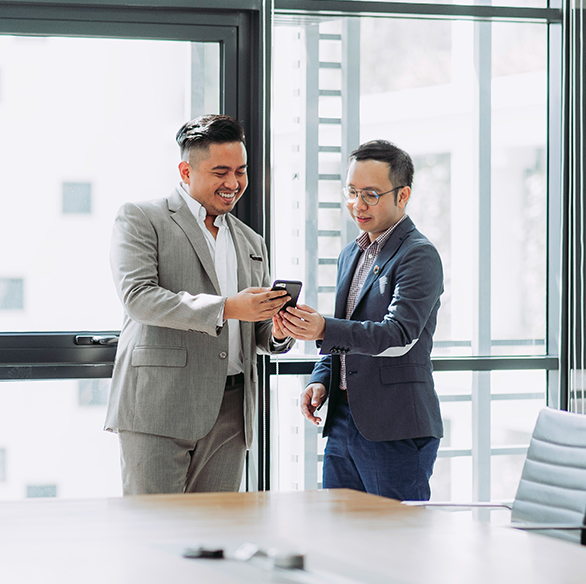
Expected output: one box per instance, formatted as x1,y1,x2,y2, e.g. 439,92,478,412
219,351,228,359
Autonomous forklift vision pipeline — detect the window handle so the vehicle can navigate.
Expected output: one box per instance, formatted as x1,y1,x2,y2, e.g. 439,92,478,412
75,335,119,346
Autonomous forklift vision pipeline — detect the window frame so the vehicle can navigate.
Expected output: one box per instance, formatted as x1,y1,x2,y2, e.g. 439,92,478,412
0,0,267,378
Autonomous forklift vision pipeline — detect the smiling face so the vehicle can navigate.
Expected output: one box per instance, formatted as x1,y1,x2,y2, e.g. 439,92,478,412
179,141,248,218
345,158,411,242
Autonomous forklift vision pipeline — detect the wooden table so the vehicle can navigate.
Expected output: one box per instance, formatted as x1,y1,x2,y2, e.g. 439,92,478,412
0,489,585,583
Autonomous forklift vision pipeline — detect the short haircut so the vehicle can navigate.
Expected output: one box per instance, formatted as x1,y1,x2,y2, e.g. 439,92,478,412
176,114,246,161
349,140,414,188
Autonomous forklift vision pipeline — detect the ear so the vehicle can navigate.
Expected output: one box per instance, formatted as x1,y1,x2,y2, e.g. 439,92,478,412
178,161,191,184
397,186,411,208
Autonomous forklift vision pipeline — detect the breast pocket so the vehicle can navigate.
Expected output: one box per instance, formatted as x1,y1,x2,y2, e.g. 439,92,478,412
249,257,265,286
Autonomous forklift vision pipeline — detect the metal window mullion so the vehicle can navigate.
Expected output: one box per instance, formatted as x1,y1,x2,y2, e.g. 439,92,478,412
472,18,492,504
304,416,318,490
575,5,586,414
569,0,578,413
304,23,320,323
560,0,572,412
340,17,360,246
299,24,321,491
255,0,273,493
274,1,562,23
547,21,563,410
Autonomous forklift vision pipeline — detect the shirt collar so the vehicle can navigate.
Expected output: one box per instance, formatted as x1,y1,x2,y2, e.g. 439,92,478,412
356,213,408,252
177,183,228,228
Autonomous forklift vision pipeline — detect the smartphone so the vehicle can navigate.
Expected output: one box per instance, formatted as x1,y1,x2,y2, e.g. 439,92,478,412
271,280,303,311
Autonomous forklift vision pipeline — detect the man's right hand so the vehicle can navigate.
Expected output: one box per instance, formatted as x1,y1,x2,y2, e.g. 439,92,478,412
224,287,288,322
300,383,327,425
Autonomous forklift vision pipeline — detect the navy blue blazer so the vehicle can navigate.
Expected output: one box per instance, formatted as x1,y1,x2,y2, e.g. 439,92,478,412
308,216,444,442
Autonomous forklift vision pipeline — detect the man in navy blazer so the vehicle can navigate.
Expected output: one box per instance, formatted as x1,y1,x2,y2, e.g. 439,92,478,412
278,139,443,500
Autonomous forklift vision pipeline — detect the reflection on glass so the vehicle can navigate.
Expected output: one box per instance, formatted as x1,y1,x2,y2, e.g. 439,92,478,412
0,35,219,332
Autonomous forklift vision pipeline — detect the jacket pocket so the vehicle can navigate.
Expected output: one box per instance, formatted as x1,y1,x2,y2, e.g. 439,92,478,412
380,365,429,385
131,346,187,367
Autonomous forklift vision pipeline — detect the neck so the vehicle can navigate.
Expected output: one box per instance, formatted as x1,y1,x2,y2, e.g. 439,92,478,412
204,214,219,239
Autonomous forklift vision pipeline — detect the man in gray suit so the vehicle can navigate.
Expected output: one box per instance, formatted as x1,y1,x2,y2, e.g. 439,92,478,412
278,140,443,500
105,114,293,495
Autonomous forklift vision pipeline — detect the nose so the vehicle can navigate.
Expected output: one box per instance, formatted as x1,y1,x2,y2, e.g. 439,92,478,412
222,173,239,190
352,193,368,211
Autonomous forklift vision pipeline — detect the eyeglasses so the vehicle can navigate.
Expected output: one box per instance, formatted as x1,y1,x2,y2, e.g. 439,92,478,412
341,185,405,206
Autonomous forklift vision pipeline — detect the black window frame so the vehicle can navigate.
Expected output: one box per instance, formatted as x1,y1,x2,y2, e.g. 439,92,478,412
0,0,267,379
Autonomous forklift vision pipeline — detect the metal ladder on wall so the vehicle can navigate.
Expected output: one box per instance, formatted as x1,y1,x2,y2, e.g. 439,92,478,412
301,19,360,489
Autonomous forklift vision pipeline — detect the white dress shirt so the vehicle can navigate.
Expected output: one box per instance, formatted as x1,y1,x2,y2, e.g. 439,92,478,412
178,184,243,376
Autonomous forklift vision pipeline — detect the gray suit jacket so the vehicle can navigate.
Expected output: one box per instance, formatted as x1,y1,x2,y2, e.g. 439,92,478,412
309,216,444,442
105,189,292,447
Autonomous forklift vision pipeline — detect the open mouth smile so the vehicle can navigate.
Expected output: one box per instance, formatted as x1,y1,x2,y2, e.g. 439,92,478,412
217,190,238,201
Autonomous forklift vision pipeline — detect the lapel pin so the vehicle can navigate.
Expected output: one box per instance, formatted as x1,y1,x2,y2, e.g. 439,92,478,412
373,265,380,275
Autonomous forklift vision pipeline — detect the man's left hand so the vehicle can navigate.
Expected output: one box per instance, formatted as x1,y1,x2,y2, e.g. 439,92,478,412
272,311,289,341
280,304,325,341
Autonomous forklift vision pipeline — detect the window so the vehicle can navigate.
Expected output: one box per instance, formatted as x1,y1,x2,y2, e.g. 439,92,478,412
0,1,254,500
62,182,92,215
26,484,57,498
270,4,560,502
0,34,219,333
0,278,24,310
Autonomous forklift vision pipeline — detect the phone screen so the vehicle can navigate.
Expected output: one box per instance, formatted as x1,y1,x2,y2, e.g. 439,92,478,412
271,280,303,311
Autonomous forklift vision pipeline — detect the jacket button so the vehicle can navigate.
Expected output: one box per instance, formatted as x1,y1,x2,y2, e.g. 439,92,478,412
219,351,228,359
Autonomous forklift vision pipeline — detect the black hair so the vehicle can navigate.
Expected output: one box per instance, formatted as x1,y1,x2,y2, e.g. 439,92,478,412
176,114,246,160
349,139,414,188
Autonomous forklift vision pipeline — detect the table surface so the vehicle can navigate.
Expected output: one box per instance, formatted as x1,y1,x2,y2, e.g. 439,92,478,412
0,488,585,584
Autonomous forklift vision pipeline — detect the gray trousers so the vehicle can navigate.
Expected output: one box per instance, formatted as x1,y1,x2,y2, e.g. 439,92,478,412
118,384,246,495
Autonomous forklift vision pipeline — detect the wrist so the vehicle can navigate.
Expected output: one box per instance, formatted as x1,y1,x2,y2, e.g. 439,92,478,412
223,297,234,321
317,316,326,340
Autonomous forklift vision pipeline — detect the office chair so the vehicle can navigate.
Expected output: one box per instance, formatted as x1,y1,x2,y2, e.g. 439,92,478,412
404,407,586,544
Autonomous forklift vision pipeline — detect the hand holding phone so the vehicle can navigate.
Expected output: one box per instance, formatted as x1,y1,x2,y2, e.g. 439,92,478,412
271,280,303,311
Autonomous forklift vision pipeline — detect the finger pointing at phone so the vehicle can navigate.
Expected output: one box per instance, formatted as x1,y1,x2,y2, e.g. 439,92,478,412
280,304,326,341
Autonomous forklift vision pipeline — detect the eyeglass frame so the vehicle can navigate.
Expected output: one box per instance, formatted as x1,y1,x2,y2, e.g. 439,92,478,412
341,185,406,206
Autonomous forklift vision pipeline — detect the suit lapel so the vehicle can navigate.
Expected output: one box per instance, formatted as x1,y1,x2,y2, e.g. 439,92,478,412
167,190,222,295
351,217,415,316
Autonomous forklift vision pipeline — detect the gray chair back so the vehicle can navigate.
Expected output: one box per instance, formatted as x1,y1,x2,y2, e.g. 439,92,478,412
511,407,586,544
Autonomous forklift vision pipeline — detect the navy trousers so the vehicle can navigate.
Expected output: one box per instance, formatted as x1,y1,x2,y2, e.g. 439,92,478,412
322,399,440,501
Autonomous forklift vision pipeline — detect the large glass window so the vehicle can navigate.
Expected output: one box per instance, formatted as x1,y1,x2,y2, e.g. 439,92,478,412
270,11,557,502
0,32,220,499
0,35,219,334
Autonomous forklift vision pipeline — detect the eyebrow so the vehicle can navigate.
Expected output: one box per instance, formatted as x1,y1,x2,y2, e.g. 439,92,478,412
211,165,248,171
348,183,383,190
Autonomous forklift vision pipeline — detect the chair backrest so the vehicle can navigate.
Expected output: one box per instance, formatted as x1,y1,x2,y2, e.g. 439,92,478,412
511,407,586,544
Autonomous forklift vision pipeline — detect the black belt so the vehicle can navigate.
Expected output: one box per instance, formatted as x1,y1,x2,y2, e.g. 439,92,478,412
225,372,245,388
340,388,348,401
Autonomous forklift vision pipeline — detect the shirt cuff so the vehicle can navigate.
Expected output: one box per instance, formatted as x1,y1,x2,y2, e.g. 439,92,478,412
271,335,293,350
217,304,225,327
